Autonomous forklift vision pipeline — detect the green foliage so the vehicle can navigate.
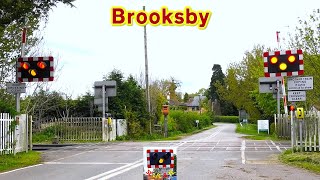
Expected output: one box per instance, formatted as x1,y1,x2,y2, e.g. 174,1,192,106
32,126,56,143
287,10,320,108
0,151,41,172
236,123,279,140
209,64,225,101
213,116,239,123
216,45,273,120
279,150,320,174
159,110,212,134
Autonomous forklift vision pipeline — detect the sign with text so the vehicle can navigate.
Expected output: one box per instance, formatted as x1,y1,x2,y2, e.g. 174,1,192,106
257,120,269,134
287,76,313,90
288,91,306,102
6,83,26,94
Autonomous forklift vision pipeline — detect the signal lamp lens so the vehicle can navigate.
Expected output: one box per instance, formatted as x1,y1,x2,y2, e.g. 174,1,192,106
271,57,278,64
288,55,296,63
279,63,287,71
159,158,164,164
29,69,37,76
37,62,47,69
21,62,30,70
290,106,295,111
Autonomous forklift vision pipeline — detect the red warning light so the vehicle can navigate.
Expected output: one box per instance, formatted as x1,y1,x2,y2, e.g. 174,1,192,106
37,62,47,69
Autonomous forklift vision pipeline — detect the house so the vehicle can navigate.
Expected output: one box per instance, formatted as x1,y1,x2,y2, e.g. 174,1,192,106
186,95,206,112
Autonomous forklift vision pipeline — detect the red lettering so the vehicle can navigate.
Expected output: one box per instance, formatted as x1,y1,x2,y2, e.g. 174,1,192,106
174,12,184,24
186,8,197,24
137,12,147,24
112,8,125,24
127,12,135,25
149,12,160,24
162,8,173,24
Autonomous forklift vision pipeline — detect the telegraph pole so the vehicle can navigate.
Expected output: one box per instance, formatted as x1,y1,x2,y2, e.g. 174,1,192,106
143,6,151,134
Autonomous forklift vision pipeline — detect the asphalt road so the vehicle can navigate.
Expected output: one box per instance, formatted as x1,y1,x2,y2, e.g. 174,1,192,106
1,123,320,180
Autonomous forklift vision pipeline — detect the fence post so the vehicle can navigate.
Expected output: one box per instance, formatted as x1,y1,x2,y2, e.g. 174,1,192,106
29,115,33,151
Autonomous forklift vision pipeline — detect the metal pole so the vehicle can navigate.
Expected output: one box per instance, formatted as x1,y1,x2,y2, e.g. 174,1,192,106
299,120,302,152
143,6,151,135
164,115,168,138
291,110,294,152
277,80,280,117
102,85,107,141
16,27,27,113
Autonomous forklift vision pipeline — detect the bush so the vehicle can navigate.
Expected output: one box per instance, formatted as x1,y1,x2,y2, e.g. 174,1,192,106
159,110,212,134
213,116,239,123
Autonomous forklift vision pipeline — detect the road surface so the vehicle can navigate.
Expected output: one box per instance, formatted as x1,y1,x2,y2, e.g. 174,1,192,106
1,123,319,180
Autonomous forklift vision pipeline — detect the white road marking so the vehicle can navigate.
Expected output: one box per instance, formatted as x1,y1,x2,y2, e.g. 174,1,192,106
44,162,130,165
85,159,143,180
51,150,91,162
265,141,272,151
270,140,282,152
0,164,43,175
241,140,246,164
97,162,143,180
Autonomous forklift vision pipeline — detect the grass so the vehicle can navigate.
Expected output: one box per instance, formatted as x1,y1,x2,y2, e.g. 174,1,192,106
279,149,320,174
0,151,41,173
236,123,279,141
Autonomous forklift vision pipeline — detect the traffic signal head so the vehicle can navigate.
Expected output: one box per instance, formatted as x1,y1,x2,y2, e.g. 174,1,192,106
17,57,54,82
263,50,304,77
149,152,171,165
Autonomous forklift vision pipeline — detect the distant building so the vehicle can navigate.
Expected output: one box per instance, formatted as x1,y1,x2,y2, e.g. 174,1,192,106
186,95,206,112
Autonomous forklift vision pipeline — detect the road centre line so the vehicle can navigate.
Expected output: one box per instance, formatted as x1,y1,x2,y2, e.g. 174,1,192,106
210,139,221,151
85,159,143,180
241,140,246,164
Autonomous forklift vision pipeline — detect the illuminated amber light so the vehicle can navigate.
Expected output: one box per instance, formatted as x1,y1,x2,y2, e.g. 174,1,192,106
21,62,30,70
29,69,37,76
271,57,278,64
288,55,296,63
159,158,164,164
279,63,287,71
37,62,47,69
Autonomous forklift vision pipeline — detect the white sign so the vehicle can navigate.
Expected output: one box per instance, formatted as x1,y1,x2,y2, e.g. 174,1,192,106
288,91,306,102
6,83,26,93
257,120,269,134
287,76,313,90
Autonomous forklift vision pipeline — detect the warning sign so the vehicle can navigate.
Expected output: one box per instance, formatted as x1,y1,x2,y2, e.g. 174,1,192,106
143,147,177,180
288,91,306,102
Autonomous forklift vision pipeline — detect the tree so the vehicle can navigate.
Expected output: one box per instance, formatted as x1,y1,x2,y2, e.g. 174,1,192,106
183,93,189,102
287,9,320,108
216,45,276,121
209,64,225,101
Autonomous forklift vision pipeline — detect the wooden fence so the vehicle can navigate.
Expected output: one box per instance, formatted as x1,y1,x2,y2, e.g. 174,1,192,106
275,111,320,151
34,117,103,141
0,113,14,154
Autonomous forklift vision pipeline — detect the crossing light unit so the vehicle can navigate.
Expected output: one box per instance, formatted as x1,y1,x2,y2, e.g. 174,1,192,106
147,149,175,169
263,49,304,77
296,107,304,119
17,56,54,82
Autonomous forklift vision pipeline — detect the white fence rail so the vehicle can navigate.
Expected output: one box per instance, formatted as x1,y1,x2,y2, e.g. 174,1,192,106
275,110,320,151
0,113,14,154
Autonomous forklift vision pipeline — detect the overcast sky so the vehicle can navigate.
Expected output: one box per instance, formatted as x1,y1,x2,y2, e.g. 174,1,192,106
37,0,320,98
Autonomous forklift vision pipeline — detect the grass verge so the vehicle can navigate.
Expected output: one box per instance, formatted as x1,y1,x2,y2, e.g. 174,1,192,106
0,151,41,173
279,149,320,174
236,123,280,141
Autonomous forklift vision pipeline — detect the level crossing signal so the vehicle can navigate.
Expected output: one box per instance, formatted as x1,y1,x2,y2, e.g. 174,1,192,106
17,56,54,82
263,50,304,77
